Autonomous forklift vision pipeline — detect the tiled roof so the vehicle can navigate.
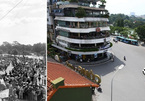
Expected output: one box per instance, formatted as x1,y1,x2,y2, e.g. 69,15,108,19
47,61,99,100
47,62,98,86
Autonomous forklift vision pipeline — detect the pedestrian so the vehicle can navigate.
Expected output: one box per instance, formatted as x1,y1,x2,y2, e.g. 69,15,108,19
124,56,126,61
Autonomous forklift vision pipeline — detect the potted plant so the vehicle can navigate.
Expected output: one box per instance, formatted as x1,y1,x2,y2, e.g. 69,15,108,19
69,0,78,3
99,0,106,8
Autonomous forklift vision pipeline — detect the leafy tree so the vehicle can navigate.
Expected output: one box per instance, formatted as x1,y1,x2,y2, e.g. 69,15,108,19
0,41,46,56
69,0,78,3
32,43,45,56
1,41,12,53
100,0,106,5
109,14,145,28
116,19,124,27
136,25,145,42
0,49,3,61
11,49,18,56
0,50,3,55
130,32,138,40
75,7,86,18
120,30,129,37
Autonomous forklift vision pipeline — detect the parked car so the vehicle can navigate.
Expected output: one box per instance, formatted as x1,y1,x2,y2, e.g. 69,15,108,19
113,38,118,42
142,68,145,75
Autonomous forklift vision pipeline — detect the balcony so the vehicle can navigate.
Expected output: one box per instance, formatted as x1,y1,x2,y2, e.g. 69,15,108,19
69,34,110,39
56,26,110,33
57,35,111,44
51,9,64,16
66,42,112,52
55,17,109,22
59,4,106,11
52,43,111,55
57,24,108,29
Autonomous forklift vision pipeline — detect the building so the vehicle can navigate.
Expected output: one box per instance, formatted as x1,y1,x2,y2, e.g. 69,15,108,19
130,12,135,16
47,61,100,101
47,0,113,62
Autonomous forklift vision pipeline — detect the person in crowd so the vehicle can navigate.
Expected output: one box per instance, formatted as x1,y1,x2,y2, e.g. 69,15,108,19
0,56,46,101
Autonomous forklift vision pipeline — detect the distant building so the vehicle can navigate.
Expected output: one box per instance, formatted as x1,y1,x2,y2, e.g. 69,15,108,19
130,12,135,16
47,0,113,62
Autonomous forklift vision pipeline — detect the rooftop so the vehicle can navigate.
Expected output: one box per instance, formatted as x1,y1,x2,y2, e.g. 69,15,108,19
59,4,107,11
47,61,99,100
47,61,98,86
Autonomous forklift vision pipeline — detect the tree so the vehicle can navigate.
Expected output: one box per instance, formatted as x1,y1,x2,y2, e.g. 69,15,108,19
136,25,145,42
69,0,78,3
100,0,106,5
109,14,145,28
11,49,18,56
0,50,3,55
32,43,46,56
1,41,12,53
130,32,138,40
116,19,124,27
75,7,86,18
120,30,129,37
0,49,3,61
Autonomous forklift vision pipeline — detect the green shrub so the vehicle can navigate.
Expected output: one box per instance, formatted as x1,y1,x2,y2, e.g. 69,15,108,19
110,42,113,47
75,7,86,18
69,0,78,3
65,47,99,52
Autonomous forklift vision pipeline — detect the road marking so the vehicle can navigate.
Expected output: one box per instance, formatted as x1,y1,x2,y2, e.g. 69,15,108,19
118,64,124,69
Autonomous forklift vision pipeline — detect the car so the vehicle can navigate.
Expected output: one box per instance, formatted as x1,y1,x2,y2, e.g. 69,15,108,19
142,68,145,75
113,38,118,42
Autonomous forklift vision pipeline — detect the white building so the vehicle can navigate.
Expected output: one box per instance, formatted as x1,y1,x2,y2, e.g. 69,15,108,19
48,0,113,62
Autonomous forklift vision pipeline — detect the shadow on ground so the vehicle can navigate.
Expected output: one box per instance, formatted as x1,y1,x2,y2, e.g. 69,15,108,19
81,56,125,76
47,56,125,77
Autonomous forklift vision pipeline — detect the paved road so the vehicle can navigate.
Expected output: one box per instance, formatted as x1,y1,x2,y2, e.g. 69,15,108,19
82,39,145,101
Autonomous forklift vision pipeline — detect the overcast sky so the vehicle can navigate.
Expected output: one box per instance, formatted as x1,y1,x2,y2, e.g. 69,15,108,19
0,0,46,45
0,0,144,45
106,0,145,15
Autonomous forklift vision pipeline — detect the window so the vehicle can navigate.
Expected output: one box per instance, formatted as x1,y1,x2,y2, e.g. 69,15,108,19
59,31,69,37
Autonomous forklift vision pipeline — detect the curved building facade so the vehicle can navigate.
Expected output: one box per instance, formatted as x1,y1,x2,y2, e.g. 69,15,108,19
48,0,113,62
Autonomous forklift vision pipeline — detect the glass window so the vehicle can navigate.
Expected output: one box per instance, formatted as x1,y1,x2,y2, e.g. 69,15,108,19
57,21,66,27
59,31,68,37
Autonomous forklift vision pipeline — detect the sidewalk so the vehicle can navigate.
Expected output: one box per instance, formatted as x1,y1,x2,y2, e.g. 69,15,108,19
67,57,113,66
47,56,113,66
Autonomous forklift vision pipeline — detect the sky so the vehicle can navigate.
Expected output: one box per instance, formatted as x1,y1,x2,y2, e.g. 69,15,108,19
0,0,47,45
106,0,145,15
0,0,144,45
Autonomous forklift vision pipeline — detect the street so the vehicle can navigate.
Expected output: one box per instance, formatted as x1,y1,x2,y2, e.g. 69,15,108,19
83,38,145,101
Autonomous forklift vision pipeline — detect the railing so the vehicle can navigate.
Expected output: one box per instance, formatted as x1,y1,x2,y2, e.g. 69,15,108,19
51,9,64,16
47,80,54,96
65,47,99,52
66,61,101,84
67,43,112,51
69,34,110,39
57,24,108,28
64,13,109,18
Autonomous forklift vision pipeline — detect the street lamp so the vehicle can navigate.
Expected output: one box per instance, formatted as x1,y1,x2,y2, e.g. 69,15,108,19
111,64,124,101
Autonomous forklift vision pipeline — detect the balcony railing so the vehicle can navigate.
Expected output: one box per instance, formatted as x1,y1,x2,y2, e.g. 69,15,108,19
57,24,108,29
69,34,110,39
65,47,99,52
51,9,64,16
67,42,112,52
65,13,109,18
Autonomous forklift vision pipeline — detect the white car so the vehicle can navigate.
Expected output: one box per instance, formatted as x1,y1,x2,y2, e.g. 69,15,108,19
142,68,145,75
113,38,118,42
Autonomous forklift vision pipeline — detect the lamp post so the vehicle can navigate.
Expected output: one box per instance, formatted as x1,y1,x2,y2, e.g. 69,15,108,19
111,64,124,101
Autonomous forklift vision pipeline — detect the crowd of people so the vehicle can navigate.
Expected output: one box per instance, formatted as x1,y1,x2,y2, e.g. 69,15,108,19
0,55,46,101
